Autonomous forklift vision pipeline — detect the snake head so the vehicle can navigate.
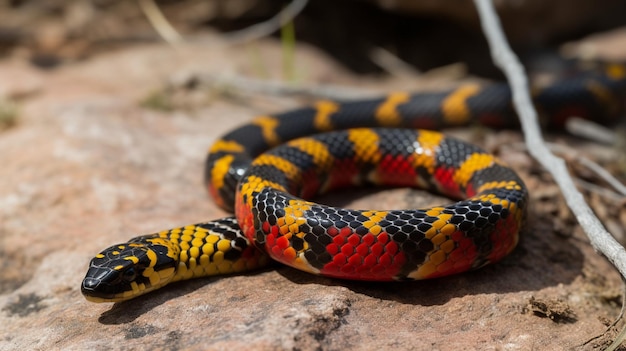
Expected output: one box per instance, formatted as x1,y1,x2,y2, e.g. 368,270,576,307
81,236,179,303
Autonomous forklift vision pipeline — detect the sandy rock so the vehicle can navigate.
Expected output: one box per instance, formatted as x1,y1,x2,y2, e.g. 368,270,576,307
0,35,625,350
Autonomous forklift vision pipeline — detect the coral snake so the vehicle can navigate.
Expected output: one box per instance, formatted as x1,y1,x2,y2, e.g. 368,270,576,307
82,63,626,303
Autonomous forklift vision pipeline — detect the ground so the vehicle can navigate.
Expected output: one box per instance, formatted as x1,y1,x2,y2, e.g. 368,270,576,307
1,4,626,351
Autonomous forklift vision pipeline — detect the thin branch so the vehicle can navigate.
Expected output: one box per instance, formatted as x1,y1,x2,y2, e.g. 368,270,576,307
369,46,422,78
576,178,626,204
583,281,626,347
510,141,626,201
139,0,308,47
473,0,626,345
171,72,377,101
566,117,618,145
137,0,183,46
223,0,309,44
547,143,626,197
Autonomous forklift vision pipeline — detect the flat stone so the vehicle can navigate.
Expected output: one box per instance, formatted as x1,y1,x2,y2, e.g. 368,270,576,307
0,34,625,350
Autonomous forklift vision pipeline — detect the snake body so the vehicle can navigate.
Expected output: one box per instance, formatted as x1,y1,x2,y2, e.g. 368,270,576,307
82,63,626,303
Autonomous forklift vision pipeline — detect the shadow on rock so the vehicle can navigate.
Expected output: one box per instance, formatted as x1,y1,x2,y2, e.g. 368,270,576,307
97,278,220,324
96,265,279,324
97,208,583,321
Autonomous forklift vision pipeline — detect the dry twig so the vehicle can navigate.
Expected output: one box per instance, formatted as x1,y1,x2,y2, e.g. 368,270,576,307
547,143,626,198
473,0,626,347
566,117,618,145
169,72,376,101
222,0,309,44
137,0,183,46
139,0,309,47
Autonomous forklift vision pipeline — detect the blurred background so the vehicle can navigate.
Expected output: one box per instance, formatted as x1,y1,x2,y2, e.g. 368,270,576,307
2,0,626,74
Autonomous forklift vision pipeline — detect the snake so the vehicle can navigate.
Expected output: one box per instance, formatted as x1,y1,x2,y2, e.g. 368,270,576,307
81,63,626,303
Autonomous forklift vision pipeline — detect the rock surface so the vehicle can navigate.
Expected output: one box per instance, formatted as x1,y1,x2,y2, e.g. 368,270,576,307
0,31,625,350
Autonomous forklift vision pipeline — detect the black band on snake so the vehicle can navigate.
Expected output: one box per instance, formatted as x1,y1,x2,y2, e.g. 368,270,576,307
81,63,626,303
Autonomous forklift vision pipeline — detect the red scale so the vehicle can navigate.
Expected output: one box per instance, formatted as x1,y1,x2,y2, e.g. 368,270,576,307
327,158,360,192
433,166,461,197
322,229,406,280
377,154,418,186
300,169,322,199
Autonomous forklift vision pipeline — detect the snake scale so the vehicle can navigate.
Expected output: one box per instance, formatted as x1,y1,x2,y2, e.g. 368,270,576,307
82,63,626,303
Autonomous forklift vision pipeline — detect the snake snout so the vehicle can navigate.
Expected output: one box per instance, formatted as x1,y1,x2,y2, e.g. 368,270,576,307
81,277,100,292
81,238,181,302
80,266,123,302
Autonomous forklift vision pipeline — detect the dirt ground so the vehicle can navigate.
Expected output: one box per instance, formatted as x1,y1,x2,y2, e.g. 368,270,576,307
1,2,626,350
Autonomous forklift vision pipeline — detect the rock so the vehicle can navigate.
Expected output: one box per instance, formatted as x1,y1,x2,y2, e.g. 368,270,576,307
366,0,626,46
0,34,625,350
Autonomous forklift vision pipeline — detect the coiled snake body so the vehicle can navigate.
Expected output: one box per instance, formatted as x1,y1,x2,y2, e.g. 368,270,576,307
82,64,626,302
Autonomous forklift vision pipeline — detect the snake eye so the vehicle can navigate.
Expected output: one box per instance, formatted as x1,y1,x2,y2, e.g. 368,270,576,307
122,267,137,282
